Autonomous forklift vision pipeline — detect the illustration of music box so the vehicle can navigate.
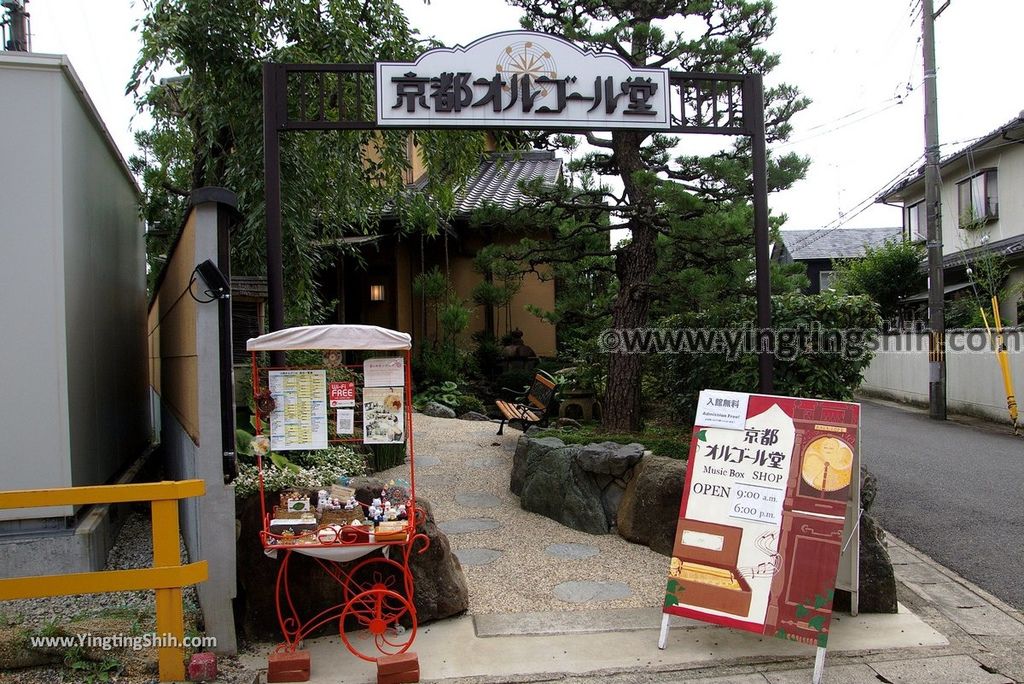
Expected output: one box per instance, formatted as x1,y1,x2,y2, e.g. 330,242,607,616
669,518,752,617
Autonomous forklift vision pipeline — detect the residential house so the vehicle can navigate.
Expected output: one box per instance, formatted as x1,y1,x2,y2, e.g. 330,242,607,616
778,227,903,294
877,112,1024,325
321,148,563,358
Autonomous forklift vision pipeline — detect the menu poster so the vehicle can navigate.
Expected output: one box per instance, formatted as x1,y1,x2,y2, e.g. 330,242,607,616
363,387,405,444
663,393,859,649
268,370,329,451
364,357,405,388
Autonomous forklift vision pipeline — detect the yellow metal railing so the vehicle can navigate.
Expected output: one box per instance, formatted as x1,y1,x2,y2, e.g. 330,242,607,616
0,480,208,681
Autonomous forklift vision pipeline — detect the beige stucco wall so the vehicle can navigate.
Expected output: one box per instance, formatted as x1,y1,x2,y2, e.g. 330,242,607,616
148,212,200,443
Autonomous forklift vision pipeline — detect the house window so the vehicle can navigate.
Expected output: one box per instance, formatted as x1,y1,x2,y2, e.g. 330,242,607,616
957,169,998,228
819,270,834,292
905,201,925,240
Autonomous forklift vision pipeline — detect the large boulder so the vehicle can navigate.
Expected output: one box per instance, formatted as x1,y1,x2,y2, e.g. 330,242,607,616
577,441,644,477
519,445,609,535
616,455,686,556
234,493,467,640
834,513,898,614
510,435,565,496
421,402,456,419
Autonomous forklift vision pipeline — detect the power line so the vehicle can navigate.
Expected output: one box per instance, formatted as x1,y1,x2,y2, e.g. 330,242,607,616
785,154,925,254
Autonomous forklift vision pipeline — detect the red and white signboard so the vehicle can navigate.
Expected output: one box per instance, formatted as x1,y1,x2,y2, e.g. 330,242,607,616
662,390,859,652
329,381,355,408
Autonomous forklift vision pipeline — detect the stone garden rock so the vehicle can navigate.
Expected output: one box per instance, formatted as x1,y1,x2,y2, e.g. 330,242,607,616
834,513,898,614
555,417,582,429
577,441,644,477
407,500,470,621
616,455,686,556
234,494,467,640
860,466,878,512
510,435,564,496
458,411,491,421
421,401,456,419
519,445,609,535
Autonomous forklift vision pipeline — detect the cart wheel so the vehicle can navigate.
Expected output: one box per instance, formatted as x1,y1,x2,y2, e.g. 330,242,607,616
344,557,410,611
339,588,416,662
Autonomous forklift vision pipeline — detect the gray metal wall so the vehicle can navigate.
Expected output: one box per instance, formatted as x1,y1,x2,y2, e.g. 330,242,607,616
0,53,146,523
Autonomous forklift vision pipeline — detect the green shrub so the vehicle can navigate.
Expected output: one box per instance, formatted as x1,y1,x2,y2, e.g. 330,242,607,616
495,369,534,396
367,443,407,472
663,292,882,424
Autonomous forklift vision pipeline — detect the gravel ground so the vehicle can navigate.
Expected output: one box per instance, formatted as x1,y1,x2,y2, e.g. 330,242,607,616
380,413,669,614
0,513,257,684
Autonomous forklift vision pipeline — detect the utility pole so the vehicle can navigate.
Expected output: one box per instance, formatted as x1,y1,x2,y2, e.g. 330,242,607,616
1,0,29,52
922,0,946,420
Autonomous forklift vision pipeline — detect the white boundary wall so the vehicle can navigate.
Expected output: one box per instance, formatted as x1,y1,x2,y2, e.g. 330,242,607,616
860,330,1024,424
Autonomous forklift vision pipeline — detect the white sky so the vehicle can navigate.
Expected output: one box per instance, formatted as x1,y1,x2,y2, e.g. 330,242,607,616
21,0,1024,232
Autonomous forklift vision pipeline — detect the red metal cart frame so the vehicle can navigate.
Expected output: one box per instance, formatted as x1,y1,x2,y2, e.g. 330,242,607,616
247,325,428,662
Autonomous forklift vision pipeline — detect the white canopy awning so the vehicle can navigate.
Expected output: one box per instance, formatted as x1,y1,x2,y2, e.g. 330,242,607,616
246,325,412,352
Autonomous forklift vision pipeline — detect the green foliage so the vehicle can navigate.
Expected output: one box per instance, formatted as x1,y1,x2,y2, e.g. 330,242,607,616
663,292,883,423
945,296,989,330
234,444,367,498
482,0,810,431
64,648,122,683
367,443,407,472
831,239,927,320
414,380,484,415
533,425,692,460
495,369,535,396
235,428,255,463
130,1,484,313
413,267,475,385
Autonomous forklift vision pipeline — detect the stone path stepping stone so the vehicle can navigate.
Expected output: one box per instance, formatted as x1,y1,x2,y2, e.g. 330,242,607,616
544,542,600,560
414,454,441,467
455,492,501,508
411,474,444,490
438,517,502,534
552,581,632,603
466,455,503,469
454,548,503,566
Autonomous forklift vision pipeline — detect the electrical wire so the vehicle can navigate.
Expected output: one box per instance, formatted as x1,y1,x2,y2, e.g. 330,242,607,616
785,154,925,254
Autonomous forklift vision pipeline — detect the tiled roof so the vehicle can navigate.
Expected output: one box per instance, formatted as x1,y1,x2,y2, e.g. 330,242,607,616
453,151,562,215
231,276,267,299
781,227,903,260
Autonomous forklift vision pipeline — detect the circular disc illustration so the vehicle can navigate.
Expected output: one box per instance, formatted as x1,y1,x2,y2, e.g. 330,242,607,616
800,436,853,492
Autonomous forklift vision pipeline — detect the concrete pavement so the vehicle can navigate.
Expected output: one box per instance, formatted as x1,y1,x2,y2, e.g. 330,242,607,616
241,531,1024,682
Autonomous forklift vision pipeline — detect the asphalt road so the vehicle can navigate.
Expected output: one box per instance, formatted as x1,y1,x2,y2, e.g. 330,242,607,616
861,400,1024,610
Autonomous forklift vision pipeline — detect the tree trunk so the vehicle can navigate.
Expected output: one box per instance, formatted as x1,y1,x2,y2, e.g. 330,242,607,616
602,130,657,432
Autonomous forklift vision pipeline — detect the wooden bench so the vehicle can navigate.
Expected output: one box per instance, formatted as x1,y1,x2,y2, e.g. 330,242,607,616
495,370,557,435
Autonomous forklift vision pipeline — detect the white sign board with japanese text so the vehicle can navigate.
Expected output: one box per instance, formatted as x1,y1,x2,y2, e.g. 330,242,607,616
377,31,670,130
268,370,329,451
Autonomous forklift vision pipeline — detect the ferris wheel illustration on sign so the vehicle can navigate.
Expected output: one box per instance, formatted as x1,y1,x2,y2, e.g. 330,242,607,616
496,41,557,96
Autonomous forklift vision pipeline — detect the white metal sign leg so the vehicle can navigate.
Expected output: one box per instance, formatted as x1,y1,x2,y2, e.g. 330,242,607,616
812,646,826,683
658,613,671,650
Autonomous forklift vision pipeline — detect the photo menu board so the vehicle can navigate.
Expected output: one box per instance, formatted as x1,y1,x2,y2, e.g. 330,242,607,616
663,390,859,648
